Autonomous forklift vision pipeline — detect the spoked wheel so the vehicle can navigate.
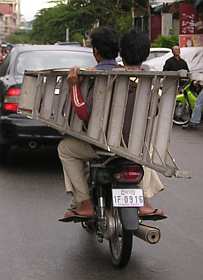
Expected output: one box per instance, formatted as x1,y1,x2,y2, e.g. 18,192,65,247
173,101,191,125
109,208,133,268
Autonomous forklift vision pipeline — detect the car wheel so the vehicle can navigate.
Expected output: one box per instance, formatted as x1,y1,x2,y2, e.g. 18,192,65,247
0,144,10,164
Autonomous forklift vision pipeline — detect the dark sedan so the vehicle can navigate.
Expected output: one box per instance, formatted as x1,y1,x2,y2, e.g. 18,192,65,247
0,44,96,163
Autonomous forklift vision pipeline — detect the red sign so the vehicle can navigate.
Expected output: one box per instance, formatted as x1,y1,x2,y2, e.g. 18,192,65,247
179,34,203,47
179,3,197,34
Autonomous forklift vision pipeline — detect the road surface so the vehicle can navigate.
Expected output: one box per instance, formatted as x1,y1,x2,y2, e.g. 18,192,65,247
0,126,203,280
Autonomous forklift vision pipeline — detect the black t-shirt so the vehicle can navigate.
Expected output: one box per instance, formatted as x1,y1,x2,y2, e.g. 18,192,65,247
163,56,189,71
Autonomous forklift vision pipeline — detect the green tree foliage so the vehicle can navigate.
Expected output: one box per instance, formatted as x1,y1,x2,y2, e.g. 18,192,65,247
31,5,69,43
152,35,179,48
31,0,133,44
6,30,33,44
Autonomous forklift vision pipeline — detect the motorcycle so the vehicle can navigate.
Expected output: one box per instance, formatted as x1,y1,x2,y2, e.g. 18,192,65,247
68,151,161,268
173,80,202,125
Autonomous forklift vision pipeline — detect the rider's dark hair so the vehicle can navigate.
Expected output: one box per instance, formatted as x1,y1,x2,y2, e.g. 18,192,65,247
120,30,150,65
90,26,119,60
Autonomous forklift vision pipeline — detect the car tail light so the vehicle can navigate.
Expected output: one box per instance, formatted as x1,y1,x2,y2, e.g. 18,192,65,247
3,103,18,112
7,87,21,96
114,165,144,183
3,86,21,113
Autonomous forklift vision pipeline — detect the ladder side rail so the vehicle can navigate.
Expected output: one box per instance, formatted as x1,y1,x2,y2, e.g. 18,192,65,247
128,76,153,158
87,76,107,140
39,76,57,120
107,76,129,147
56,77,71,130
142,76,162,162
19,75,38,118
51,76,64,123
101,75,116,143
152,76,178,166
32,74,46,120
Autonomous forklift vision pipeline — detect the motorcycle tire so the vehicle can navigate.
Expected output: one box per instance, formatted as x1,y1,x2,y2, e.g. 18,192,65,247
173,101,191,125
109,208,133,268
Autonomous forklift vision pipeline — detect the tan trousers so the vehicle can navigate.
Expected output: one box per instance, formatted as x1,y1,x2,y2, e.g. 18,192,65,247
58,137,98,204
58,137,164,203
141,167,164,198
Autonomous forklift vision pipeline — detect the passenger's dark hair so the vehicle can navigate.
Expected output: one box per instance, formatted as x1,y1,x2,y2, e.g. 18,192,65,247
90,26,119,59
120,30,150,65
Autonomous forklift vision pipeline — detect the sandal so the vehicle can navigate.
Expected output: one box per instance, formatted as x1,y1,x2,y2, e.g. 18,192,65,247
139,208,167,221
58,209,95,223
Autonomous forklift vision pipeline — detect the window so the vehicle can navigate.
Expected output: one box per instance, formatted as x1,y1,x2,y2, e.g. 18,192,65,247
15,50,96,76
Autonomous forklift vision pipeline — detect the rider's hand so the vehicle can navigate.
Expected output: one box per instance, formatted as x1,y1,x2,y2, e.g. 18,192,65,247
67,67,80,85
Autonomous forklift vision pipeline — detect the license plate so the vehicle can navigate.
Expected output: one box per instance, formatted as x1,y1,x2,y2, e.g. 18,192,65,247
112,188,144,207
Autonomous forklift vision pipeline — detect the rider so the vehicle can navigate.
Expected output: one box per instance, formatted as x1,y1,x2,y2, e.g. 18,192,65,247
58,26,119,219
58,27,166,221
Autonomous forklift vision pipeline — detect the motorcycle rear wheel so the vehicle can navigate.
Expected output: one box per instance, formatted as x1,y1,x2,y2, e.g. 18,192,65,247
173,101,191,125
109,208,133,268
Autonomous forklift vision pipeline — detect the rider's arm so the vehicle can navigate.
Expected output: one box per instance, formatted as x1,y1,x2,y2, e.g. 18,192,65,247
67,67,91,122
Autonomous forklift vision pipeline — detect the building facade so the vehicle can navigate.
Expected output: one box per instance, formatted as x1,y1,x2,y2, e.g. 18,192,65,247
0,0,20,42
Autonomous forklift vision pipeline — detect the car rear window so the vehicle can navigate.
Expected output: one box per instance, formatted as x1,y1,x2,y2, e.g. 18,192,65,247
147,51,170,60
15,50,96,75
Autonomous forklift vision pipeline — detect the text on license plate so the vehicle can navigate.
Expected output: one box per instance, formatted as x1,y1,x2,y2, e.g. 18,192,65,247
112,188,144,207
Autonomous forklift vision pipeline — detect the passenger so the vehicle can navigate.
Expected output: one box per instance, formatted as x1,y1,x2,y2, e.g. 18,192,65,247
120,29,166,220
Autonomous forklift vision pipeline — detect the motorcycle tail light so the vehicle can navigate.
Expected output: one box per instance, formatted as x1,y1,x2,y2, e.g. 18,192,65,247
114,165,144,183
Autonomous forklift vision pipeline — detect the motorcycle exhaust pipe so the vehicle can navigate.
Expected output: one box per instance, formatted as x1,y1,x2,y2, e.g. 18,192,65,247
134,224,161,244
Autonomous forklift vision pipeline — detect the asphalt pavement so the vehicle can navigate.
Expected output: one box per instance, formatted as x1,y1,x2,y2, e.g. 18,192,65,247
0,125,203,280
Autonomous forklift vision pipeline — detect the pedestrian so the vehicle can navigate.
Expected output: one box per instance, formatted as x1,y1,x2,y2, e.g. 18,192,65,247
163,45,189,72
1,43,8,60
183,83,203,129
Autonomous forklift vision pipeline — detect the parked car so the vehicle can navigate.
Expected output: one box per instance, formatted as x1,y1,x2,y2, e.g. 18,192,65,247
55,41,81,46
0,44,96,163
116,47,171,65
143,47,203,72
147,47,171,60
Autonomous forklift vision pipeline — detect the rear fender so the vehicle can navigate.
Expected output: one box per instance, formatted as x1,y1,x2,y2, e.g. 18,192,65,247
119,207,139,231
112,183,141,231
